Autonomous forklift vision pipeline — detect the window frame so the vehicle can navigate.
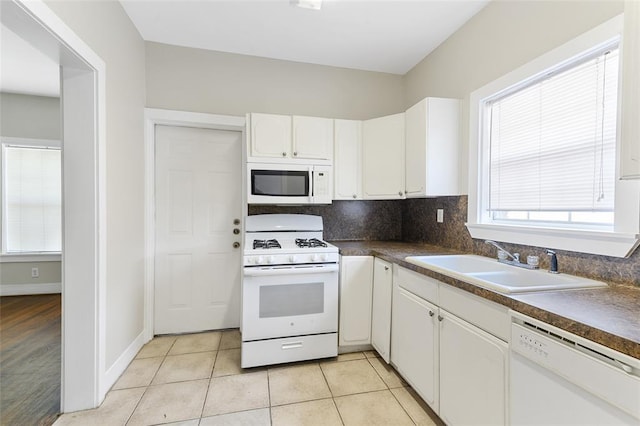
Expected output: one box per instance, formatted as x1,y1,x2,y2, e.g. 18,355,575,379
467,14,640,258
1,136,62,260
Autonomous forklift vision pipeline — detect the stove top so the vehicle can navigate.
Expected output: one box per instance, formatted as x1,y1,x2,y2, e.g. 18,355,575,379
244,214,339,266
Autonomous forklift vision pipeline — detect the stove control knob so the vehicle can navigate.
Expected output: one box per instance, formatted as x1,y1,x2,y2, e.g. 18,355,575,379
320,254,328,262
289,255,297,263
310,254,318,262
257,256,264,264
266,256,274,264
246,257,254,265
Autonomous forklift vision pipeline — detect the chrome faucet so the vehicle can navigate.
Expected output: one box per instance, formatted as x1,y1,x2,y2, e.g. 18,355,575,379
484,240,538,270
546,249,559,274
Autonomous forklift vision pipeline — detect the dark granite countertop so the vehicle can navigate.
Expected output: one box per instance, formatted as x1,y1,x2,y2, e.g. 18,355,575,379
331,240,640,359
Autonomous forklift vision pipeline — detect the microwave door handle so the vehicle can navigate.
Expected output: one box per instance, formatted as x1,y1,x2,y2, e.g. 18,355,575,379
309,167,315,202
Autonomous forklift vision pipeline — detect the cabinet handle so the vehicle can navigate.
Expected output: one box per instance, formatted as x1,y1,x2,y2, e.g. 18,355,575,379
233,228,240,235
233,218,241,225
384,266,389,271
282,152,287,157
352,194,357,199
233,242,240,249
293,151,298,156
429,311,435,317
398,191,403,196
438,315,444,322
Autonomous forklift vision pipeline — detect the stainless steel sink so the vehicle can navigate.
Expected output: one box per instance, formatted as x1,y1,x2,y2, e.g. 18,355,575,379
405,255,607,293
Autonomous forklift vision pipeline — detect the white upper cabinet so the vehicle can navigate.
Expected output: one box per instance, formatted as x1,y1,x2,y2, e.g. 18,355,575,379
405,97,460,197
248,113,332,163
292,116,334,160
249,113,292,160
362,113,406,199
620,0,640,179
334,119,363,200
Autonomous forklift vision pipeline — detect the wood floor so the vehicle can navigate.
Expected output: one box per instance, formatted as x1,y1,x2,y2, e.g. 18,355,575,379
0,294,61,426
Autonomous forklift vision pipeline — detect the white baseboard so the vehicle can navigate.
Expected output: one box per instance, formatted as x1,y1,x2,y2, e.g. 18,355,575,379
0,282,62,296
102,330,146,397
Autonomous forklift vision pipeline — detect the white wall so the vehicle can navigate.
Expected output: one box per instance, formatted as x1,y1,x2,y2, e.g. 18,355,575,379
44,0,146,368
0,92,60,139
403,0,625,193
146,41,404,120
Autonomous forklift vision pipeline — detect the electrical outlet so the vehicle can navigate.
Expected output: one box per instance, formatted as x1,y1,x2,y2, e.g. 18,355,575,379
437,209,444,223
31,267,39,278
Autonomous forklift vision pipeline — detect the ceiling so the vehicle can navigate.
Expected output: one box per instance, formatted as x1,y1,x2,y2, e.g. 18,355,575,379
0,0,489,98
120,0,489,75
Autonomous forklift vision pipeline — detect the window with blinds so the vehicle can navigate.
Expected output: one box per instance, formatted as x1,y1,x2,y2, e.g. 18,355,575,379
485,43,619,228
2,144,62,253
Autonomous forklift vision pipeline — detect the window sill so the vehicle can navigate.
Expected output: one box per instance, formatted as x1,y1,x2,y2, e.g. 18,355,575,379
465,223,639,258
0,253,62,263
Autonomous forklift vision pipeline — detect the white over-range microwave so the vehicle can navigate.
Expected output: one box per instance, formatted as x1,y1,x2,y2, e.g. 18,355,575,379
247,163,332,205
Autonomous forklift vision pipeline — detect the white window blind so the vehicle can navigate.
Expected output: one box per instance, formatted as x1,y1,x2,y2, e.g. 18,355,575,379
3,145,62,252
487,45,619,214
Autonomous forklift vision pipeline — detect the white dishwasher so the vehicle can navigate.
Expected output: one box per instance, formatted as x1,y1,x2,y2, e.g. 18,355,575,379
510,312,640,425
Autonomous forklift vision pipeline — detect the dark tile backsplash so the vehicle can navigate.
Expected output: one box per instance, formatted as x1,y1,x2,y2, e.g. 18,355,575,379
249,196,639,287
402,196,640,287
248,200,403,241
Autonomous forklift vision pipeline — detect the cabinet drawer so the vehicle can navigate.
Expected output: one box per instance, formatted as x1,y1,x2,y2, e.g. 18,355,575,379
395,266,439,304
439,285,509,341
241,333,337,368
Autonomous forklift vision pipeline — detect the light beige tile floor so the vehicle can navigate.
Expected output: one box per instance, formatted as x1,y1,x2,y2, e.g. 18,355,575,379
54,329,443,426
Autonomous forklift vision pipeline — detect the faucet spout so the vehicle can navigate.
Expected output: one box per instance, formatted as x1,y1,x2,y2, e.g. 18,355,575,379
484,240,518,262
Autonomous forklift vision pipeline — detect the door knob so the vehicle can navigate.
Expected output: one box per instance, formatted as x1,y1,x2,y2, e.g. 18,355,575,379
233,242,240,249
233,228,240,235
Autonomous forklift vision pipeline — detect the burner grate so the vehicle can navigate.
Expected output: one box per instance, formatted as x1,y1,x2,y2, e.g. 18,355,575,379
253,239,281,249
295,238,328,248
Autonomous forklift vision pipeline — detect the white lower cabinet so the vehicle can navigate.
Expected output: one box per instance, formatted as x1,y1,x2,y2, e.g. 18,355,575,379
371,258,393,362
439,310,508,426
338,256,374,347
390,266,509,425
391,285,439,410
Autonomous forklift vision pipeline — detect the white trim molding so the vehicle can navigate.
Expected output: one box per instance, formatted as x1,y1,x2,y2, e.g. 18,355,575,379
7,0,108,412
0,282,62,296
0,254,61,262
143,108,246,342
103,330,145,394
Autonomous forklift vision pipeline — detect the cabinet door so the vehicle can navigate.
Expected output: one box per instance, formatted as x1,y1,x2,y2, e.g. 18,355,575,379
620,0,640,179
439,311,508,426
292,116,334,160
334,119,362,200
371,258,393,362
362,113,405,199
405,97,460,197
391,285,439,412
250,113,291,159
338,256,373,347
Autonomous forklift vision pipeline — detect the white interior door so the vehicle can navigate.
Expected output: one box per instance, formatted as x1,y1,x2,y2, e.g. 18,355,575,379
155,125,242,334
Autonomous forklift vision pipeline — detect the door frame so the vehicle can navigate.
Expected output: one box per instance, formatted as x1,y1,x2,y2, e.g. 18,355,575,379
143,108,246,341
2,0,107,411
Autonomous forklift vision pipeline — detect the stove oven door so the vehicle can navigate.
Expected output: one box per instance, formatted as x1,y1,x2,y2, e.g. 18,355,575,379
242,264,339,341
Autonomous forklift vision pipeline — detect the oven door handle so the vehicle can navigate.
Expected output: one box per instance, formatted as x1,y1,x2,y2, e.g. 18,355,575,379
243,264,339,277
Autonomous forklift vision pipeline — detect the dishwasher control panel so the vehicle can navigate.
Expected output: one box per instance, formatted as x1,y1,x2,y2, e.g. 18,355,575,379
516,329,549,359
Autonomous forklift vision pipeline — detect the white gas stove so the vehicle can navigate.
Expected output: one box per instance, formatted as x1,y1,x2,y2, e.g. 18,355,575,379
243,214,339,267
241,214,339,368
